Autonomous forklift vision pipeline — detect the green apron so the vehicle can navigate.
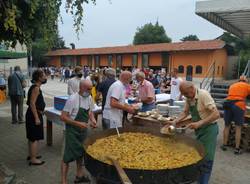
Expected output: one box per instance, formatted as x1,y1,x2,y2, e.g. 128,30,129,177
63,99,89,163
189,99,218,161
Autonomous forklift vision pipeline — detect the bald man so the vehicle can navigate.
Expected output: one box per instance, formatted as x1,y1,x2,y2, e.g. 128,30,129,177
103,71,136,129
60,79,97,184
165,81,220,184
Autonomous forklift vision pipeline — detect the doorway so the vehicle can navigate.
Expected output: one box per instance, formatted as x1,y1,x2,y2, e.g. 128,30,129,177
186,65,193,81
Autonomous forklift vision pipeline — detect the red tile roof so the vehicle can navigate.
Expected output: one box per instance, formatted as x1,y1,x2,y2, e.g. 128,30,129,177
46,40,226,57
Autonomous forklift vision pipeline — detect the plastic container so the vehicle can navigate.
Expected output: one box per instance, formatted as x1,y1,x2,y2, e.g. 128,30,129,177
54,96,69,111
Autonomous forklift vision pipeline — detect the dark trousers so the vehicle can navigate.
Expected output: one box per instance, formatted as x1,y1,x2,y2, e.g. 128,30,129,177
10,95,24,123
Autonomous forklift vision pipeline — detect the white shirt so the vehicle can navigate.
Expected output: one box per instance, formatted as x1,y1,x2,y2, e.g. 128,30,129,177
103,80,126,128
63,93,94,120
170,77,182,100
67,77,81,95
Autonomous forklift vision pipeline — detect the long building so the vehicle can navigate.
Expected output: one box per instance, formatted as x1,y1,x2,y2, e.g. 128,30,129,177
46,40,235,81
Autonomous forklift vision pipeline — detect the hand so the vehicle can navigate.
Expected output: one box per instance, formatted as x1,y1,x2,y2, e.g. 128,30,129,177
127,106,136,114
77,121,88,129
35,119,41,125
90,121,97,128
187,121,203,130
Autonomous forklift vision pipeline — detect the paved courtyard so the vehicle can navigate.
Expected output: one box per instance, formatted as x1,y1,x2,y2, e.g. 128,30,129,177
0,79,250,184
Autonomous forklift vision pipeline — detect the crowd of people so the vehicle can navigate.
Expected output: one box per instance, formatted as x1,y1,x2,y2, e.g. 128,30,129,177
5,64,250,184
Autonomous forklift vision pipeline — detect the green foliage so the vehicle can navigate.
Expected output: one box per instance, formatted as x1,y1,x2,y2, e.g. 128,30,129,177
32,39,49,67
181,34,199,41
219,32,244,54
133,22,172,45
222,34,250,77
32,30,67,66
0,0,96,49
237,49,250,75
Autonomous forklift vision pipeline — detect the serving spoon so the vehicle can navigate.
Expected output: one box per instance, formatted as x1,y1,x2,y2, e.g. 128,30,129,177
161,125,188,135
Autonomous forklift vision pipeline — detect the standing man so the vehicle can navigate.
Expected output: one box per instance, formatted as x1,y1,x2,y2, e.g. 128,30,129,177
170,68,182,106
221,76,250,154
64,67,70,83
67,66,83,95
147,71,159,89
97,68,116,110
165,81,220,184
60,80,97,184
136,72,156,112
8,66,26,124
102,71,135,129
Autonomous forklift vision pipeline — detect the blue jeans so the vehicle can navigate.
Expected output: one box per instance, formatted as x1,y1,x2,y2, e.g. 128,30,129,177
141,103,156,112
199,160,214,184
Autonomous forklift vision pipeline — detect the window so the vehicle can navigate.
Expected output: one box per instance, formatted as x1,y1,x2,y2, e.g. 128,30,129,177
142,54,149,68
178,65,184,73
94,55,100,68
132,54,138,67
116,55,122,68
186,65,193,81
195,65,202,74
108,55,113,67
217,66,220,75
221,66,224,75
87,55,92,68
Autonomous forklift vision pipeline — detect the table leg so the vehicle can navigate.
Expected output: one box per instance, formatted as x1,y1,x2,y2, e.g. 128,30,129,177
47,119,53,146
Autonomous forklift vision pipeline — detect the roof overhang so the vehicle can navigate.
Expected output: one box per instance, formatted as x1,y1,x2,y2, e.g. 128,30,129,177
196,0,250,39
0,50,27,59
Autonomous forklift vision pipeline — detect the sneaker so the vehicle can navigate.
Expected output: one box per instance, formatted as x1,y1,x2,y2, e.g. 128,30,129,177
234,148,242,155
220,144,228,151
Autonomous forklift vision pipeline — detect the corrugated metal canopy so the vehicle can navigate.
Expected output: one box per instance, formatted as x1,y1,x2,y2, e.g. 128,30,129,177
196,0,250,38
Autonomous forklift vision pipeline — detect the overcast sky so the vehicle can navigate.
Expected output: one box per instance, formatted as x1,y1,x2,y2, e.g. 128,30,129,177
58,0,224,48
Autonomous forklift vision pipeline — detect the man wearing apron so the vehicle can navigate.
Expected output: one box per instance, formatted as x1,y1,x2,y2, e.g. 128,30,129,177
166,81,220,184
61,80,97,184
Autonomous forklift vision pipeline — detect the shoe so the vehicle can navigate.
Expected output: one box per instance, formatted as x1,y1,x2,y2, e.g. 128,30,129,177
26,155,42,160
74,175,90,183
234,148,242,155
18,120,24,124
29,161,45,166
220,144,228,151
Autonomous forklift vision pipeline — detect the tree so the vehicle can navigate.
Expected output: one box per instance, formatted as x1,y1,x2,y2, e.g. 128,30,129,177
133,22,171,45
32,29,67,67
0,0,96,49
219,32,250,77
181,34,199,41
219,32,244,54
